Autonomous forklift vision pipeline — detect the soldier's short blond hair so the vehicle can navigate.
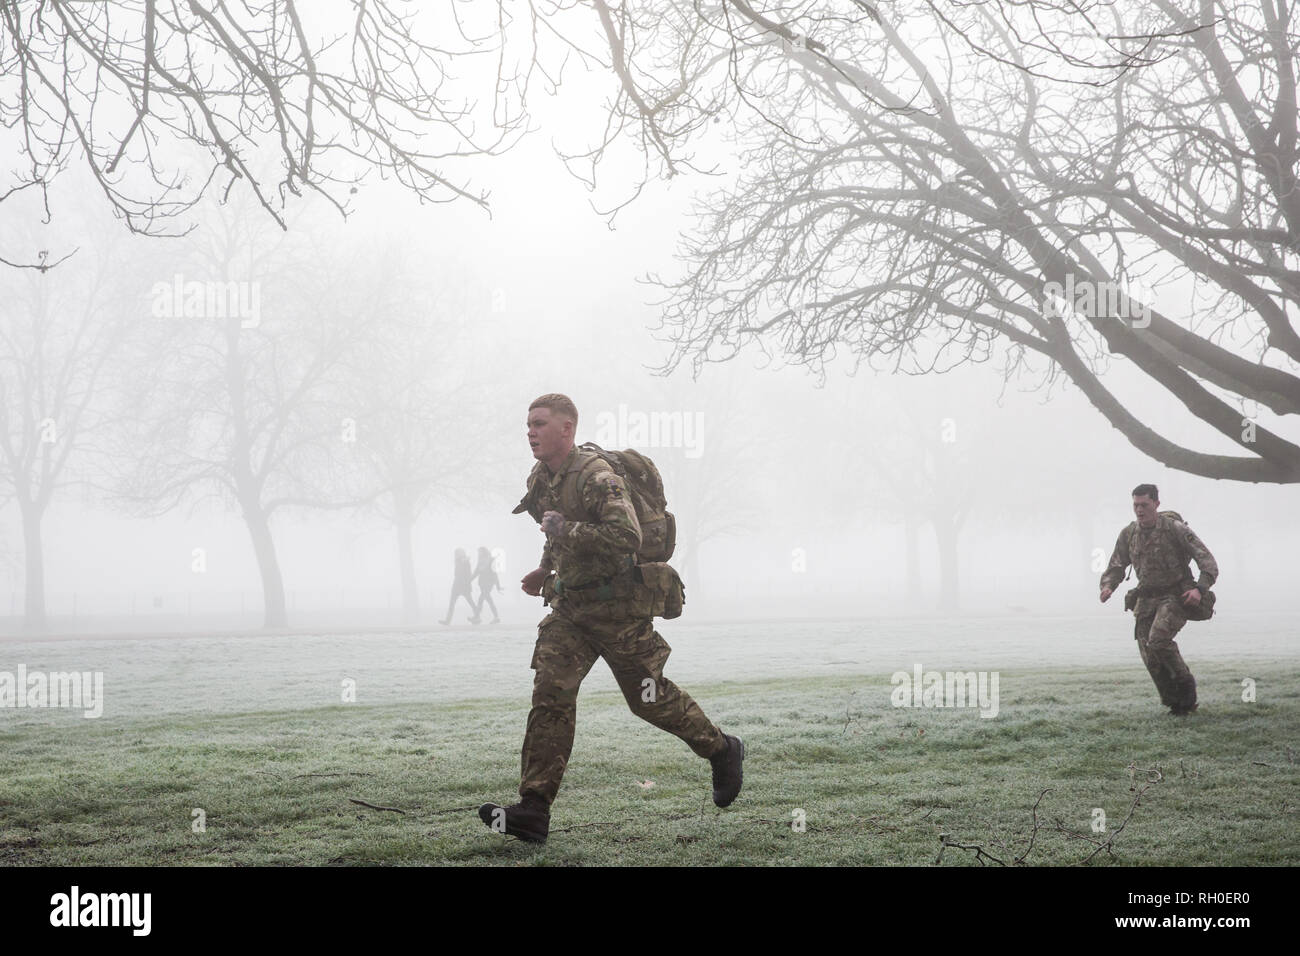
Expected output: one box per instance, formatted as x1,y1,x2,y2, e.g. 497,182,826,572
529,393,579,427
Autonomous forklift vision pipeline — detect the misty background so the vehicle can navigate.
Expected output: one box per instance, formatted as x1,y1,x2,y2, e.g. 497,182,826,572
2,156,1289,634
0,0,1295,647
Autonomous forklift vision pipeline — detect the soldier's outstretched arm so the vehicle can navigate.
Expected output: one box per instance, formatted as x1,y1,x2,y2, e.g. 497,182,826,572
553,470,642,555
1099,527,1130,594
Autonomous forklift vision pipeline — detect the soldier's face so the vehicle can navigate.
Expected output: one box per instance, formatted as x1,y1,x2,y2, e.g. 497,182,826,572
1132,494,1158,527
527,406,573,463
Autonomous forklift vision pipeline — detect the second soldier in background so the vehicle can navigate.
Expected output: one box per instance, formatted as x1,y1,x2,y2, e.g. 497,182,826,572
1100,483,1219,716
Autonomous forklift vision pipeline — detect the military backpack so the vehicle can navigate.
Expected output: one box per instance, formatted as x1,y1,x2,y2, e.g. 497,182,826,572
515,443,685,618
576,443,684,618
571,442,677,563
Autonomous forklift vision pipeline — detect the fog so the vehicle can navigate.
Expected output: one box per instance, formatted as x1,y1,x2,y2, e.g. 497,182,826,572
1,1,1296,657
6,169,1295,635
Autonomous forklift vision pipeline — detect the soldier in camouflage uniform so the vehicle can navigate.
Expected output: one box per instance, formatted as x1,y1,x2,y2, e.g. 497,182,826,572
1099,484,1219,716
478,393,743,843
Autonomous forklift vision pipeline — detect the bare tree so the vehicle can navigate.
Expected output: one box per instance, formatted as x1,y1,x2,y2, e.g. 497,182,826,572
12,1,1299,485
342,251,518,624
552,0,1300,483
109,198,387,627
0,0,527,267
643,375,761,598
845,382,982,610
0,224,134,631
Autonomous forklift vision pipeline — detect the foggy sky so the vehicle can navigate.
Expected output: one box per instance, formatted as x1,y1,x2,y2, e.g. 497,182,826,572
1,4,1296,636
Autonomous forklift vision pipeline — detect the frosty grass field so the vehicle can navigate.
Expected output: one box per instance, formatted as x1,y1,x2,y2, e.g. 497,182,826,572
2,612,1296,866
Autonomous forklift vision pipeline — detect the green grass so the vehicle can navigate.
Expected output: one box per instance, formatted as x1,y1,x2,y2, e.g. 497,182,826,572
1,661,1296,866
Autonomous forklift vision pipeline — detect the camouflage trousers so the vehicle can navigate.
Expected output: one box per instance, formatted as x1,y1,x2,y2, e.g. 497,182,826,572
1134,596,1197,712
519,599,726,807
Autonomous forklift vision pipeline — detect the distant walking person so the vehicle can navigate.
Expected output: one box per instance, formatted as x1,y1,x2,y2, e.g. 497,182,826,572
471,546,503,625
439,548,476,625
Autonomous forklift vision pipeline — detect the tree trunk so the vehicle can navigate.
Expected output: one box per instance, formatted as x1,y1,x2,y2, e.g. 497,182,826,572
243,503,288,628
933,515,960,612
20,502,46,634
903,510,923,605
395,508,420,625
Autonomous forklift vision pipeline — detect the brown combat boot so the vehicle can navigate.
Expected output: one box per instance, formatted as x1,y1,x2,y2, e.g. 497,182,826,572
478,795,550,843
710,733,745,808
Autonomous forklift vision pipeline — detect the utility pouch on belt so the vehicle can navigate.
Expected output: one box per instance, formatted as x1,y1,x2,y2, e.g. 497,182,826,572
634,562,685,620
1185,588,1216,622
1123,584,1216,621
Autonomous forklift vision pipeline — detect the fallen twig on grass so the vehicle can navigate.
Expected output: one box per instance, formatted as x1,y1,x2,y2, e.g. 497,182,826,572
1023,785,1153,865
1012,788,1053,864
349,798,406,814
1127,761,1163,789
957,766,1160,867
1079,784,1151,864
253,770,376,780
420,804,478,816
842,691,865,735
936,833,1006,866
297,772,375,778
550,821,619,833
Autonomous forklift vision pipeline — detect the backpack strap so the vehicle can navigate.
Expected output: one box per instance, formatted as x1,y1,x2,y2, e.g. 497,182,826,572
1125,520,1139,577
558,449,610,519
511,461,548,519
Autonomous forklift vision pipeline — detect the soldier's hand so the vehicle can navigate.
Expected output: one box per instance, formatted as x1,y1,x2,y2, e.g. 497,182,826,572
520,567,548,596
1099,587,1113,603
540,510,566,536
1181,588,1201,607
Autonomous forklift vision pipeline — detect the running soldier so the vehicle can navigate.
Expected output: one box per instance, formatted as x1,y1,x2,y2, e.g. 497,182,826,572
1099,484,1219,715
477,393,743,842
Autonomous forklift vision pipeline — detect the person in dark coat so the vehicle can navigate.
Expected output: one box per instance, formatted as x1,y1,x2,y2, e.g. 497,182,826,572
439,548,476,625
471,546,503,624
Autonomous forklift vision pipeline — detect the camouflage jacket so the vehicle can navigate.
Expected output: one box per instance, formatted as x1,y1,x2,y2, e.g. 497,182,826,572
513,445,642,589
1100,513,1219,598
